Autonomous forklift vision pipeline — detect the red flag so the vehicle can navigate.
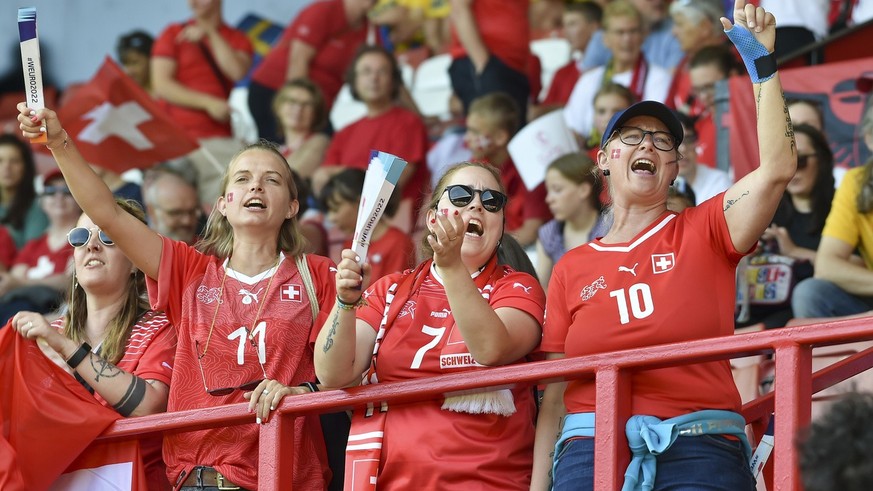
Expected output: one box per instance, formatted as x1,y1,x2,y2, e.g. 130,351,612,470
727,57,873,180
0,324,127,490
56,57,199,172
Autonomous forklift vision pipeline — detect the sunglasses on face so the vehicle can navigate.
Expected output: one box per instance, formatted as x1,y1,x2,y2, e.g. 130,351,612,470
615,126,678,151
67,227,114,248
441,184,507,213
42,185,72,197
797,154,816,170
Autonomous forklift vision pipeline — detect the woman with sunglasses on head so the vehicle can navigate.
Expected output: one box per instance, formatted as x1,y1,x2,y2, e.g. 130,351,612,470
532,2,796,490
18,104,338,490
0,169,80,324
11,198,176,490
315,161,545,490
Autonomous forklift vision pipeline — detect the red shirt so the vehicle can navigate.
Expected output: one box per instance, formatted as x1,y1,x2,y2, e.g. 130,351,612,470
695,111,717,168
323,106,430,205
449,0,530,73
355,262,545,489
13,234,73,278
542,195,744,419
251,0,370,107
497,158,552,233
0,226,16,269
152,21,253,139
542,61,581,106
147,237,336,490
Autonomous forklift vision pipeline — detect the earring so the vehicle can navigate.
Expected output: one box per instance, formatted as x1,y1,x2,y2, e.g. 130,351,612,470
603,169,610,176
671,179,675,186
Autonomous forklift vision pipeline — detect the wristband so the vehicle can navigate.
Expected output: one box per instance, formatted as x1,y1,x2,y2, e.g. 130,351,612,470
299,381,319,393
336,295,366,311
66,342,92,369
724,24,776,83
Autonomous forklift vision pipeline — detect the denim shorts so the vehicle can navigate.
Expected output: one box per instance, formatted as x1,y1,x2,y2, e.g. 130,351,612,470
553,434,756,491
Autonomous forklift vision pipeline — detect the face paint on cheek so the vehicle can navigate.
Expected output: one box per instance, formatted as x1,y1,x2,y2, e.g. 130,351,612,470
611,148,621,159
226,192,234,203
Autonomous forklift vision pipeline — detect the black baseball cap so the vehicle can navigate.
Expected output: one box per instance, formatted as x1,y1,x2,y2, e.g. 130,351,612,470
600,100,685,149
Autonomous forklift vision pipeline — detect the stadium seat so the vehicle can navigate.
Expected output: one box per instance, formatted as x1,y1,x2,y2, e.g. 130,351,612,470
329,84,367,131
530,38,572,100
411,53,453,119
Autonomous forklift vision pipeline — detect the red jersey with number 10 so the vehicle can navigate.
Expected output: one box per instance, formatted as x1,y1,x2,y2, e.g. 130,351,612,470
542,194,745,419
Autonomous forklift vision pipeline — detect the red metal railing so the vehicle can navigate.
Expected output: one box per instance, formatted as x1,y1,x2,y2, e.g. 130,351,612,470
97,316,873,491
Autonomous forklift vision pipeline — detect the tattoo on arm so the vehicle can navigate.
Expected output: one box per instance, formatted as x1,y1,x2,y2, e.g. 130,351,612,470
90,353,123,382
322,312,339,353
781,90,796,153
112,375,148,417
724,190,750,212
755,84,763,119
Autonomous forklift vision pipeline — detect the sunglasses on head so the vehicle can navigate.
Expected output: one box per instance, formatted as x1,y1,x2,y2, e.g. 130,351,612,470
441,184,507,213
67,227,114,248
42,185,72,197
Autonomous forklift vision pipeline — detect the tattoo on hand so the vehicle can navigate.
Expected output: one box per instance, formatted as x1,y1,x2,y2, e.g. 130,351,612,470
323,312,339,353
724,191,750,212
91,354,122,382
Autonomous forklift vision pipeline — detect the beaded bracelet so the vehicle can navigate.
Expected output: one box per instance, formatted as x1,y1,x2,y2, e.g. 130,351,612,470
336,295,366,311
66,342,92,369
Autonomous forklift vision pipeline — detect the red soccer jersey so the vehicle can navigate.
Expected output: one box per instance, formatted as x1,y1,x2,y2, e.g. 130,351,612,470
498,157,553,233
322,106,430,204
542,61,581,106
449,0,530,74
13,234,73,278
0,226,14,269
250,0,370,107
541,195,744,419
152,21,253,139
355,262,545,489
147,237,336,490
344,226,414,283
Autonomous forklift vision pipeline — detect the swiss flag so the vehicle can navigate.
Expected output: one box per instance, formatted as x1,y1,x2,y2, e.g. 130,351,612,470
56,57,199,172
0,324,147,491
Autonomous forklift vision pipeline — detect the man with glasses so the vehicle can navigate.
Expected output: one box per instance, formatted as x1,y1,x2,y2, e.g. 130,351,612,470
143,167,202,245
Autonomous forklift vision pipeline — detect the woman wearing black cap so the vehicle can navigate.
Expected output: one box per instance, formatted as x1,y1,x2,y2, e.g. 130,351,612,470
532,1,797,490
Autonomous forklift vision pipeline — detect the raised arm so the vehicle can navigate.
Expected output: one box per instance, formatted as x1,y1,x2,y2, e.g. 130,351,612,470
17,104,163,279
720,0,797,253
314,249,377,388
12,313,169,417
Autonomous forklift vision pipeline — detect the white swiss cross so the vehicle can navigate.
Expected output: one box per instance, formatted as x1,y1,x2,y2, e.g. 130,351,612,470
78,101,154,150
280,283,302,302
651,253,675,274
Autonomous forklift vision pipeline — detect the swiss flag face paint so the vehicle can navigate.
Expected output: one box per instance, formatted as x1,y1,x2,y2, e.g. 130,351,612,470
610,148,621,159
226,192,234,202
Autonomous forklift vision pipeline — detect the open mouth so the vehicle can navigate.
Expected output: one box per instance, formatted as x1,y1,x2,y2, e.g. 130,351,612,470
631,159,655,174
85,259,104,267
244,198,266,209
466,219,484,237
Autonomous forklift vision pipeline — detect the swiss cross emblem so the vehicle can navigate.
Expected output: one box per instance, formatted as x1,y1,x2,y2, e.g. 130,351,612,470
280,283,302,302
651,253,675,274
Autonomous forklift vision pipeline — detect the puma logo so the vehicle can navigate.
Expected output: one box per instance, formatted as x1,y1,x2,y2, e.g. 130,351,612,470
512,282,533,293
618,263,639,276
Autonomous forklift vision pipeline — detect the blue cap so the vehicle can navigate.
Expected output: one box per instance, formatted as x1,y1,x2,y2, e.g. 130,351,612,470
600,100,684,149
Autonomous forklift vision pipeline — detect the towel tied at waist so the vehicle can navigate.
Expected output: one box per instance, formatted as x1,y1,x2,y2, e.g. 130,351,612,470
622,410,751,491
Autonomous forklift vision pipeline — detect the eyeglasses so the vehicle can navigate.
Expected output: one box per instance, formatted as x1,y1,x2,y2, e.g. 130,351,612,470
797,154,816,170
614,126,678,151
278,96,315,108
67,227,114,248
155,206,201,219
196,339,268,396
441,184,507,213
42,185,72,197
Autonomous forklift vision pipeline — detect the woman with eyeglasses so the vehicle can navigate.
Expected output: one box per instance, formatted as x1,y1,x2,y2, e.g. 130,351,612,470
10,198,176,490
532,2,796,490
18,102,338,490
315,161,545,490
0,169,80,324
272,78,330,181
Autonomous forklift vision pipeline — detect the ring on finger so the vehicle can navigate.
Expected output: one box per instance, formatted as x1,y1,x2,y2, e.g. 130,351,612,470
263,389,270,395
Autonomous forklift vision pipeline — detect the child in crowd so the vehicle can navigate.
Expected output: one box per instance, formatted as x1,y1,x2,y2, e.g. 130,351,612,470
588,82,637,160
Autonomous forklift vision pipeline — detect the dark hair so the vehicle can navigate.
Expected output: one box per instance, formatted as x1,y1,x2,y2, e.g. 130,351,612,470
320,168,400,218
566,1,603,24
548,153,603,213
116,30,154,58
0,134,37,230
272,77,328,135
787,99,825,131
346,45,403,102
497,233,538,279
799,392,873,491
689,43,740,76
468,92,521,136
774,124,834,235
